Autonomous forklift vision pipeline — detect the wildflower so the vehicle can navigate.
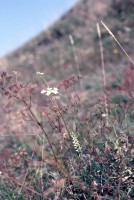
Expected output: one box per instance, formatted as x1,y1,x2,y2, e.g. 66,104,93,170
37,72,44,75
41,87,58,96
12,70,18,75
70,132,82,154
101,113,107,118
0,171,2,176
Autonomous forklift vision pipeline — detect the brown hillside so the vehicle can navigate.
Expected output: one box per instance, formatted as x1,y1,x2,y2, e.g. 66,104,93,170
0,0,112,80
1,0,134,82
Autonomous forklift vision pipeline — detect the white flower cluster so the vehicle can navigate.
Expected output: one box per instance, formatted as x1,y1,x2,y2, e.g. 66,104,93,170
37,72,44,75
41,87,58,96
70,132,82,154
101,113,107,118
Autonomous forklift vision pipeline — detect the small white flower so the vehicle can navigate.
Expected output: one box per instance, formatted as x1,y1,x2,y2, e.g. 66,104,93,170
37,72,44,75
0,171,2,176
41,87,58,96
102,113,107,118
52,87,58,94
41,89,46,94
12,70,17,74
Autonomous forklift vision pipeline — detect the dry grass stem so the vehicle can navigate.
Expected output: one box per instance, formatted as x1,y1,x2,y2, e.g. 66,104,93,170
101,21,134,66
96,23,109,126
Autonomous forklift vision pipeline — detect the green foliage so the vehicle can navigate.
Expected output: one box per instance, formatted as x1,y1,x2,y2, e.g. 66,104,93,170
0,180,25,200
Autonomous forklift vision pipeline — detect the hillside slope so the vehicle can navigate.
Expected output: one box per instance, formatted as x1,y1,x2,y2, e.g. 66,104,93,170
0,0,134,81
0,0,112,80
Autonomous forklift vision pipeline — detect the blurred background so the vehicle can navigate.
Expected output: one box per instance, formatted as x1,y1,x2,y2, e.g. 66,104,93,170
0,0,78,56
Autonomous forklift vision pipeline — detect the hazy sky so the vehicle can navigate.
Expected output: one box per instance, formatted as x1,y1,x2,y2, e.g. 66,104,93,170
0,0,78,57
